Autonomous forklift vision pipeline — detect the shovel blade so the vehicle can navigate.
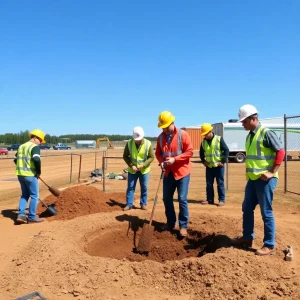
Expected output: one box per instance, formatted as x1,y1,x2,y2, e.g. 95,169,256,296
47,205,58,216
136,223,154,253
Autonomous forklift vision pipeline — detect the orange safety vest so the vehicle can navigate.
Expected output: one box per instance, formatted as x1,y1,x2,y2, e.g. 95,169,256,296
157,127,192,180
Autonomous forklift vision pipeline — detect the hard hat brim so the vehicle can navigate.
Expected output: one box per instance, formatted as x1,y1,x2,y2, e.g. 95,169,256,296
200,125,213,136
158,116,175,128
28,133,46,143
133,136,144,141
201,130,212,136
239,112,259,122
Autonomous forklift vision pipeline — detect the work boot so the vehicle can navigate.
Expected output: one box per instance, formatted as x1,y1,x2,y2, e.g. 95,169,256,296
140,205,147,210
255,246,275,256
27,218,44,224
122,206,132,211
231,237,253,248
16,215,27,224
201,200,214,205
161,223,174,231
217,202,225,207
179,228,188,237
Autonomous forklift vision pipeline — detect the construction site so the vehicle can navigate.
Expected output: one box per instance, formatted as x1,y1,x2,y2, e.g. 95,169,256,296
1,1,300,299
0,142,300,300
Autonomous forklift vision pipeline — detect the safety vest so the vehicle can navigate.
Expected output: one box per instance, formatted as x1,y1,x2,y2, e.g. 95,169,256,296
159,129,182,157
127,139,151,174
246,126,278,180
202,135,222,168
15,141,37,176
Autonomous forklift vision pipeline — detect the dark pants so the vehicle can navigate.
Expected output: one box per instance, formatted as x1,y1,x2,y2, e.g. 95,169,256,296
205,166,225,203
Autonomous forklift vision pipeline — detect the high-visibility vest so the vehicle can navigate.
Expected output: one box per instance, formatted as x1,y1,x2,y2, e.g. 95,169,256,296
202,135,222,168
127,139,151,174
15,141,37,176
159,129,182,157
246,126,278,180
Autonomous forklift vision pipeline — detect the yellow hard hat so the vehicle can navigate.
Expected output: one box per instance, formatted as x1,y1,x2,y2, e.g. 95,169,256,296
201,123,213,136
157,111,175,128
29,129,46,143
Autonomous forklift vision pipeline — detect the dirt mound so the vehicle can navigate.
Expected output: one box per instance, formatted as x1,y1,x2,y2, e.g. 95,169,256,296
2,211,299,300
37,185,125,221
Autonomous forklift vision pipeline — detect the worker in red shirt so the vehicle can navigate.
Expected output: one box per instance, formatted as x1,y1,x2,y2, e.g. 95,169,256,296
155,111,193,237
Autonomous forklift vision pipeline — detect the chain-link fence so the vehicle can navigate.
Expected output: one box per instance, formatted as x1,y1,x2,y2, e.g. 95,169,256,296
284,114,300,195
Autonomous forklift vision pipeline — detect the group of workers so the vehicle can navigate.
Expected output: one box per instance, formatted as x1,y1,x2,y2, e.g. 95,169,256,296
14,104,285,256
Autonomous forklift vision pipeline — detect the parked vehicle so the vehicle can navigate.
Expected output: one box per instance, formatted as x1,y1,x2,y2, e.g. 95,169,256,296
7,144,21,151
40,144,51,150
0,148,8,155
53,143,71,150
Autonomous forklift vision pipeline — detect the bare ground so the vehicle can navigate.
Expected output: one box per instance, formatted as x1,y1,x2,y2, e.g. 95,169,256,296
0,151,300,300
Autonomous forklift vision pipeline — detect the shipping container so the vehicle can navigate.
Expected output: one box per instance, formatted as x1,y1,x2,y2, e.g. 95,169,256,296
181,127,203,151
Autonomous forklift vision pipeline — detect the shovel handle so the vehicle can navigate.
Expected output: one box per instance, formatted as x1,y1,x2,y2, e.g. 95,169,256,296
149,171,164,225
38,198,49,209
39,177,50,189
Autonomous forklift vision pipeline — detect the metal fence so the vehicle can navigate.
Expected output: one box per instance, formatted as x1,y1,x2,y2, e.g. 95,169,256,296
2,131,299,202
0,150,106,201
284,114,300,195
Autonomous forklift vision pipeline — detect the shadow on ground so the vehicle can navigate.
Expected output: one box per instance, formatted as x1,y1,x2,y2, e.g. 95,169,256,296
106,198,124,209
1,208,21,225
173,199,205,204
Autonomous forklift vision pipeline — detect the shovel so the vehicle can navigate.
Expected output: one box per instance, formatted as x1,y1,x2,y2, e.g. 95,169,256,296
38,198,58,216
39,177,61,197
136,170,164,253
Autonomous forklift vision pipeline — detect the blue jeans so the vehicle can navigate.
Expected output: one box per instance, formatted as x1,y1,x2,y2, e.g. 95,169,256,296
17,175,39,221
242,178,277,248
163,172,190,229
126,171,150,207
206,166,225,203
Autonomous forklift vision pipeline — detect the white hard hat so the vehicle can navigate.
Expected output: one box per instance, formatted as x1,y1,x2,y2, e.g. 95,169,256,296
238,104,259,122
133,126,145,141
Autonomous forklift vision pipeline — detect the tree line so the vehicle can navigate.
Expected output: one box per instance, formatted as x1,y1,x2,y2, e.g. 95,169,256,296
0,131,157,145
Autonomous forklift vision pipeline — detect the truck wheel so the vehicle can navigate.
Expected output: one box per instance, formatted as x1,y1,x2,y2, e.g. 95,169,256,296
235,152,246,163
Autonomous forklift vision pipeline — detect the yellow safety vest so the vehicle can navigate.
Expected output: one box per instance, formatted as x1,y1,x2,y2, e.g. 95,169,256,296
202,135,222,168
16,141,37,176
127,139,151,175
246,126,278,180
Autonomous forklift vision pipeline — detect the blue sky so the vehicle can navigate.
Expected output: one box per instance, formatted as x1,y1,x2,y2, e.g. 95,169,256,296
1,0,299,137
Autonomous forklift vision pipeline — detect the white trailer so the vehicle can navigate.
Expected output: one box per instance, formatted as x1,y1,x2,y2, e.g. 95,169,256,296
75,140,96,149
213,117,300,163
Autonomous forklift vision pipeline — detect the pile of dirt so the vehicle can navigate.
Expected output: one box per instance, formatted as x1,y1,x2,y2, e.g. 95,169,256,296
37,185,125,221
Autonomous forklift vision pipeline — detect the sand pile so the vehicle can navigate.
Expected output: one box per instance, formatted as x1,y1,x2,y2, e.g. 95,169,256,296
37,185,125,220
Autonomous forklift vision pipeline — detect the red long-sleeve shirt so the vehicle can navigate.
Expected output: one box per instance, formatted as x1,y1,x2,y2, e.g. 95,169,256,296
155,127,193,180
